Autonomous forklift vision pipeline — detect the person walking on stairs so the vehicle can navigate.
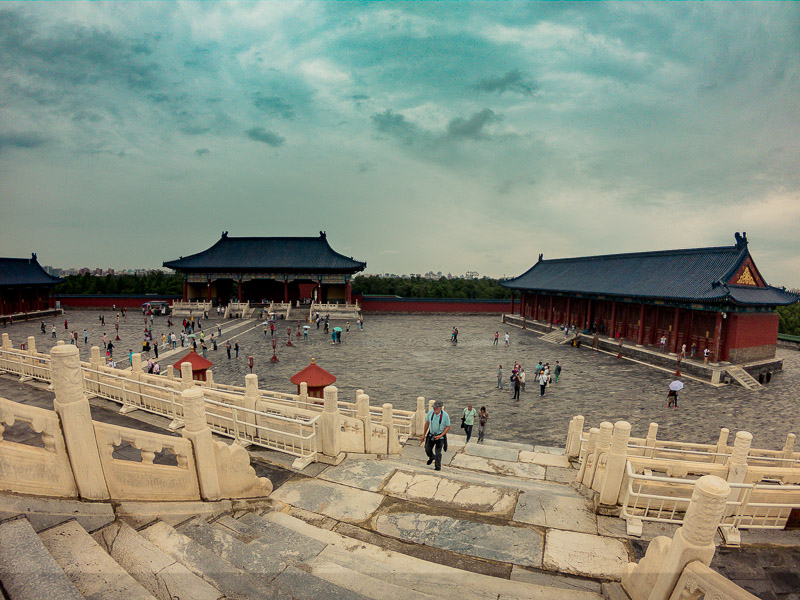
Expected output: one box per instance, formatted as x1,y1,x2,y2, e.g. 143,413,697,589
477,407,488,443
422,401,450,471
462,404,477,443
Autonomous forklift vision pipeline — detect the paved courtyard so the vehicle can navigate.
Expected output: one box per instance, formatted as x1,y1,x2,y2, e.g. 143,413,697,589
3,309,799,449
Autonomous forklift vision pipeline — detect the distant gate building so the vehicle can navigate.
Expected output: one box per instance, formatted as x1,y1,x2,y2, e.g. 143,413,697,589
163,232,366,305
501,233,798,363
0,253,63,319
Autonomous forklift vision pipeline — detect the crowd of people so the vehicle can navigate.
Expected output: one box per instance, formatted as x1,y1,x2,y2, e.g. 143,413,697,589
496,360,562,398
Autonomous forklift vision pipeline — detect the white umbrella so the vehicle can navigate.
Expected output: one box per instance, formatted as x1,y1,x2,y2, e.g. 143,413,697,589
669,380,684,392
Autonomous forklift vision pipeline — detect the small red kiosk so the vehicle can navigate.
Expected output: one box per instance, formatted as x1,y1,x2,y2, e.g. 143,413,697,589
172,350,213,382
290,358,336,399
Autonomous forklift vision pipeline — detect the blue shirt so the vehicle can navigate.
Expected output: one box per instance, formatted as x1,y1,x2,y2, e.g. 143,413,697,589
426,409,450,435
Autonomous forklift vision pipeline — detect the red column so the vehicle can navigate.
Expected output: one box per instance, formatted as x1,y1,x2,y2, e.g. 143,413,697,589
18,290,23,314
548,296,554,326
345,281,352,304
284,279,289,303
712,312,723,363
637,304,645,345
182,280,187,302
671,308,680,353
610,301,617,337
650,307,658,345
207,281,212,302
533,294,539,321
565,297,571,327
510,291,515,315
688,310,695,353
238,277,243,302
318,280,322,303
585,299,592,329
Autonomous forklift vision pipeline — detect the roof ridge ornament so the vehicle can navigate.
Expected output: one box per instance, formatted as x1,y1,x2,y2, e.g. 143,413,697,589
319,231,326,239
734,231,748,250
221,231,228,239
31,252,37,262
538,253,543,263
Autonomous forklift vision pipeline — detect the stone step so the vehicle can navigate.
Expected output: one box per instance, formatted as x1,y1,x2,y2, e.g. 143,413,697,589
38,520,156,600
261,510,602,600
230,512,436,600
92,520,223,600
139,520,282,600
0,516,83,600
725,366,762,390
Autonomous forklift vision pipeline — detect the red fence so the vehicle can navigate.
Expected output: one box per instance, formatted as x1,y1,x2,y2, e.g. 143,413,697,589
58,295,180,309
359,296,508,314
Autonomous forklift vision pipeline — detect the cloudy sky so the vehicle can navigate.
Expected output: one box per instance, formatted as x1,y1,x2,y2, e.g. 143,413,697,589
1,2,798,284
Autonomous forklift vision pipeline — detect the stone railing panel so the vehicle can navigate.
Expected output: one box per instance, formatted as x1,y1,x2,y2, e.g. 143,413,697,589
0,397,78,498
93,421,200,501
669,561,759,600
213,441,272,498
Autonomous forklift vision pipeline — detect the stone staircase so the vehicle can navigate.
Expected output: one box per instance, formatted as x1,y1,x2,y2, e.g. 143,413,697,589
0,489,606,600
539,329,568,344
725,365,762,390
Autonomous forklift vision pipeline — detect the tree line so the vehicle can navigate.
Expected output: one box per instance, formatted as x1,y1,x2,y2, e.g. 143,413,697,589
778,303,800,337
352,275,511,299
56,272,184,296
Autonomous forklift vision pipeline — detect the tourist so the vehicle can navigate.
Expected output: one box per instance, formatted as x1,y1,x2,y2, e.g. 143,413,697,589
690,343,696,359
519,368,526,392
511,370,521,400
462,403,477,443
212,336,218,351
146,358,153,373
493,331,499,346
73,331,79,345
201,341,207,358
453,327,458,343
422,401,450,471
103,333,107,349
346,321,350,332
234,341,239,358
703,347,709,364
153,341,159,359
106,341,113,358
660,335,667,351
64,318,68,329
477,407,488,444
554,361,562,383
128,349,133,364
680,343,687,359
51,325,56,338
41,321,46,334
504,332,510,346
538,369,548,397
153,362,160,375
496,365,504,389
217,323,222,336
225,340,231,359
107,358,116,369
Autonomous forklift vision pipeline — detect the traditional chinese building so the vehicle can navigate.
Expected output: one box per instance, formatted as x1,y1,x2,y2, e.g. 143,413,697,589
163,232,366,305
0,253,63,319
501,233,798,364
290,358,337,399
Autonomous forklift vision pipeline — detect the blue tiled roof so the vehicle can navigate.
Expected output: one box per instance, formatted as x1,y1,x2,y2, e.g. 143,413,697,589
501,242,798,307
0,256,63,287
163,232,366,274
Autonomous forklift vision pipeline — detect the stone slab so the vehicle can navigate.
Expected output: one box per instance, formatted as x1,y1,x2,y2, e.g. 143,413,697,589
307,556,432,600
223,512,328,561
518,451,571,468
596,515,628,539
510,565,601,594
374,512,543,567
0,517,84,600
514,488,597,534
382,470,517,515
543,529,630,580
545,466,580,484
534,445,567,455
450,453,545,480
39,520,155,600
272,564,370,600
140,520,282,600
319,459,397,492
116,499,233,528
0,493,115,533
464,443,520,462
270,477,384,523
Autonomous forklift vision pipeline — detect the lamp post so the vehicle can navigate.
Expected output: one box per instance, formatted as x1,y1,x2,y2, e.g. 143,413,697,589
286,327,294,347
270,338,279,363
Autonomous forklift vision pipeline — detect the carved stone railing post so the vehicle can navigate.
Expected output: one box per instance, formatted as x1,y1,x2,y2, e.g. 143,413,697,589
121,353,142,414
356,393,374,453
26,335,36,354
599,420,631,506
428,399,434,413
566,415,584,458
413,396,426,437
623,475,731,600
721,431,752,544
644,422,658,458
0,333,9,372
320,385,342,459
243,374,259,438
166,365,174,380
782,433,796,461
181,387,221,501
714,428,730,464
205,369,214,388
382,403,402,455
577,427,599,483
299,382,308,405
584,422,612,488
180,362,194,390
51,345,110,500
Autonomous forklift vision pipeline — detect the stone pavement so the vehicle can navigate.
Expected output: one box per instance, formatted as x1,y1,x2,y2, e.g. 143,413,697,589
5,311,800,452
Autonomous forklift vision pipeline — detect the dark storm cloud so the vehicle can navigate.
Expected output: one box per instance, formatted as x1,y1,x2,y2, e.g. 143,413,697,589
245,127,285,147
0,132,49,152
195,148,210,157
445,109,501,140
0,8,161,91
371,109,421,145
252,93,295,119
474,69,538,96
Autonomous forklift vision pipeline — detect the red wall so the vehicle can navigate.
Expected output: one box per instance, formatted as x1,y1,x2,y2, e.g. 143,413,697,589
361,298,508,313
724,312,779,353
58,295,180,309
